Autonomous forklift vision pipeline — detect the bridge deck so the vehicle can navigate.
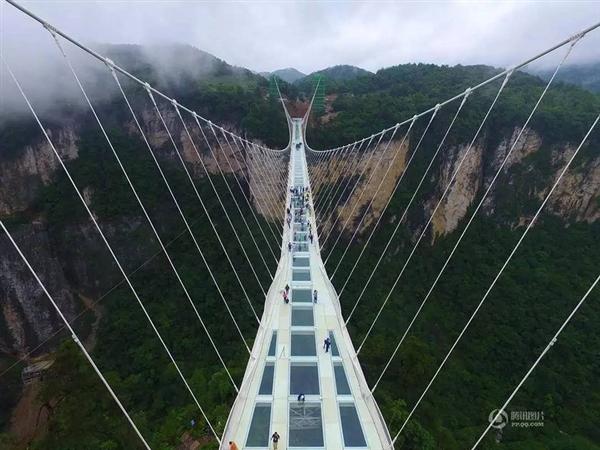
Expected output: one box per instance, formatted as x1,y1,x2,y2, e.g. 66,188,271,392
221,118,392,450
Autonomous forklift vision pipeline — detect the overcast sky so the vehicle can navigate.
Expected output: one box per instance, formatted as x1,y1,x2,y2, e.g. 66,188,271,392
1,0,600,76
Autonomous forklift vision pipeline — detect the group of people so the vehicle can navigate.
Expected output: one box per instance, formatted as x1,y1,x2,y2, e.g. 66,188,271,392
226,182,337,450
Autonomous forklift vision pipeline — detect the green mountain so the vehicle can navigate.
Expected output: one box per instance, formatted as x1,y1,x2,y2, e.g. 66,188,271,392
263,67,306,83
532,61,600,93
308,64,372,81
1,55,599,450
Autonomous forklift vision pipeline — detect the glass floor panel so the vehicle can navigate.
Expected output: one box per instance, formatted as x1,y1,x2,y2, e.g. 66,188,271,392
294,232,308,242
292,257,310,267
329,331,340,356
339,405,367,447
291,332,316,356
289,404,324,447
292,289,312,303
292,269,311,282
292,307,314,326
334,363,351,395
294,243,309,252
268,331,277,356
259,364,274,395
246,404,271,447
290,364,319,395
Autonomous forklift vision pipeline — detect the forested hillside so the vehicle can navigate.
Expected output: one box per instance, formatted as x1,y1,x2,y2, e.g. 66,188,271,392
304,63,600,449
0,43,287,449
0,52,598,450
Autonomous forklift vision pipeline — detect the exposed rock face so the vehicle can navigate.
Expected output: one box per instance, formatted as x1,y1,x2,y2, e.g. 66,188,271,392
547,151,600,222
0,223,77,357
312,126,599,242
0,127,79,216
334,135,409,232
0,106,278,357
429,139,484,238
1,115,598,358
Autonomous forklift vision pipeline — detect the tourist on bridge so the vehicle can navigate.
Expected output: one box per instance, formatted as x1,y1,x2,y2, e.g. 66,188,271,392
271,432,280,450
313,289,318,303
287,217,291,228
288,241,292,252
285,284,290,294
229,441,239,450
324,336,331,353
309,233,313,244
283,290,289,304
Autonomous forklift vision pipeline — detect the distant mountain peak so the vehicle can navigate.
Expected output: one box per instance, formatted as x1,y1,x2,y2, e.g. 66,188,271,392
263,67,306,83
308,64,372,81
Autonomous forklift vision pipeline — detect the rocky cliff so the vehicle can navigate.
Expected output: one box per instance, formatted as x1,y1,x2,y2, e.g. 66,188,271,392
312,126,599,243
0,102,282,358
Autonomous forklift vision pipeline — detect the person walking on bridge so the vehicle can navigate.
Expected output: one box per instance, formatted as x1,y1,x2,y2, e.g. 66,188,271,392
229,441,239,450
324,336,331,353
271,432,280,450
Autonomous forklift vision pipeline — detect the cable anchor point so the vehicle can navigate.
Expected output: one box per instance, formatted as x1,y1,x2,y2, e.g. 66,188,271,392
104,58,115,70
42,22,58,37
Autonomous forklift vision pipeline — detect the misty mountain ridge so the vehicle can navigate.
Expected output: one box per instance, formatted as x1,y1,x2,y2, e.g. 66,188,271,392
259,67,306,83
307,64,372,81
261,64,372,84
530,60,600,93
0,42,260,124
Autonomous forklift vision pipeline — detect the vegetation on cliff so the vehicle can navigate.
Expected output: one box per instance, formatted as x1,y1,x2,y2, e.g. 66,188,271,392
1,57,599,450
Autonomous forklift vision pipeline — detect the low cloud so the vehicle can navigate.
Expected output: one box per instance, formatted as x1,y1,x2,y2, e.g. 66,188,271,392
1,1,598,121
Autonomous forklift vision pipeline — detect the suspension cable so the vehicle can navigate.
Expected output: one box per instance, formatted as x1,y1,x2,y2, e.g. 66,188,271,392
146,93,267,298
362,36,581,360
364,71,512,385
392,109,599,444
472,268,600,449
50,32,245,382
204,122,277,270
2,56,222,443
315,144,355,215
0,220,152,449
320,133,386,247
317,139,367,225
345,96,464,323
108,66,260,332
242,140,286,233
337,74,506,298
145,88,265,320
321,135,377,226
329,112,428,280
322,124,404,262
246,141,287,224
221,130,282,250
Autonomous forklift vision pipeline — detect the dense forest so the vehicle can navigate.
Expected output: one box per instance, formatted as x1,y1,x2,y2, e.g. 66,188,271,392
306,63,600,449
1,46,599,450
